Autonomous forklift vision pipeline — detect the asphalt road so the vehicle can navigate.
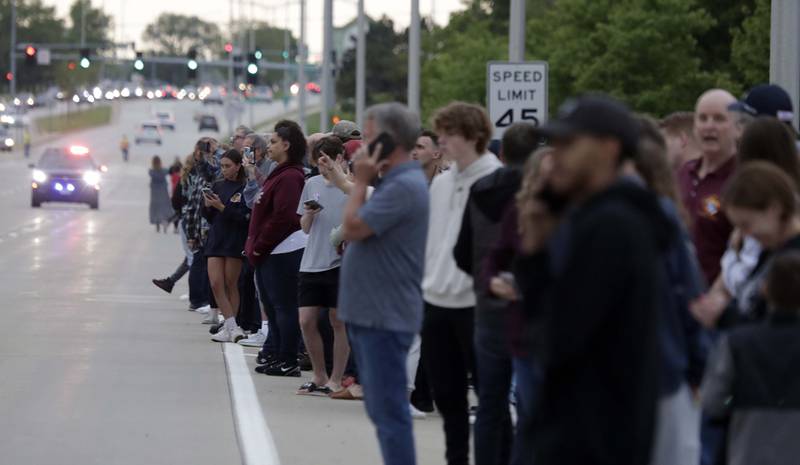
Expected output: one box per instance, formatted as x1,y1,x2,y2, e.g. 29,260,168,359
0,97,446,465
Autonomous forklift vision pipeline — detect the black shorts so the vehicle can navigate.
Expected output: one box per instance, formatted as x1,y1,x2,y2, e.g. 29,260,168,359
298,268,340,308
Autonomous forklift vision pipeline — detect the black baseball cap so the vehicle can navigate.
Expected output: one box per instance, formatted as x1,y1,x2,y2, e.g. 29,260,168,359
729,84,794,123
533,94,640,158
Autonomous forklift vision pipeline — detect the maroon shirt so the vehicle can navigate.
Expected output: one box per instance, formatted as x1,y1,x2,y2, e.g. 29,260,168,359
677,156,736,284
244,162,305,265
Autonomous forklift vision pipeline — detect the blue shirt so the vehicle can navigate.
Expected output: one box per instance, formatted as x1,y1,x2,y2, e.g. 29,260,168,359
338,161,430,333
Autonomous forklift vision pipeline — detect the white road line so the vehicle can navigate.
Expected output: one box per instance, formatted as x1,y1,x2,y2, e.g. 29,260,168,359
223,343,281,465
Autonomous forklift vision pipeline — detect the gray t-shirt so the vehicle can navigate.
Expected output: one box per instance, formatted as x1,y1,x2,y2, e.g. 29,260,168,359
297,175,349,272
338,161,430,334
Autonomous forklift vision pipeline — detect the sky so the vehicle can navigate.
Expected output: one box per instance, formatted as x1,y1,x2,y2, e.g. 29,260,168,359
45,0,468,60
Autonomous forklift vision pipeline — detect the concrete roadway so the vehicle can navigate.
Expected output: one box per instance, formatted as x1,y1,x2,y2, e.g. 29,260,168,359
0,97,446,464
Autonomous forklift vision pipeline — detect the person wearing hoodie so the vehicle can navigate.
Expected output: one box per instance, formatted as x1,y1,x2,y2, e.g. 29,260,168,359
515,95,668,465
628,117,710,465
452,121,539,465
422,102,502,465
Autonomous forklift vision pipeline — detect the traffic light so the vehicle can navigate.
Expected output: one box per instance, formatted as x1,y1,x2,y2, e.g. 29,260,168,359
254,48,263,60
246,52,258,85
25,45,37,66
133,52,144,71
79,48,91,69
5,72,12,82
67,61,77,71
282,50,290,60
224,43,234,54
187,49,198,80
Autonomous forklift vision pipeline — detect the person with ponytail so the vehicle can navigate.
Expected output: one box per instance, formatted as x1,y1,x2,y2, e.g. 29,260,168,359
202,149,252,342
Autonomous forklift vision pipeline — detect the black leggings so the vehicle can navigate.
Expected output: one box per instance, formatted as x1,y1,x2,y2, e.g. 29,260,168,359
255,249,303,364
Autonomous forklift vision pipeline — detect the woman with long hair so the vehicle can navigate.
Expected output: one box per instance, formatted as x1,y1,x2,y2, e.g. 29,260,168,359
245,120,308,376
149,155,173,233
205,149,251,342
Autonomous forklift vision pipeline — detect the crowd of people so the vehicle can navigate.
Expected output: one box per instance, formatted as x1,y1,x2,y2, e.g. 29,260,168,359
148,83,800,465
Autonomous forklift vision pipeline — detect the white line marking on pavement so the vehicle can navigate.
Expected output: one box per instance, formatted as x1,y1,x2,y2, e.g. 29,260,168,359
223,343,281,465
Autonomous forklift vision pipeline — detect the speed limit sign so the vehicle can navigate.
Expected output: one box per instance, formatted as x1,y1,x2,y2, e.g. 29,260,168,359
487,61,548,139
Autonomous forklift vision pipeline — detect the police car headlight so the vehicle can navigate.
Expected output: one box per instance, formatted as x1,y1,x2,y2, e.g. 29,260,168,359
4,138,13,147
83,170,101,186
32,169,47,183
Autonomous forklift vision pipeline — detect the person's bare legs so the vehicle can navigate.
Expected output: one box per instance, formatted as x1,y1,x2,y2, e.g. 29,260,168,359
223,258,242,320
328,308,350,391
299,307,328,386
208,257,235,319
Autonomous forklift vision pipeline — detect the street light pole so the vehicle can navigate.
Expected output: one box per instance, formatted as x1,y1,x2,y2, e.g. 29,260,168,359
299,0,307,133
10,0,17,96
356,0,366,128
408,0,420,115
770,0,800,131
81,0,88,47
509,0,526,61
321,0,333,132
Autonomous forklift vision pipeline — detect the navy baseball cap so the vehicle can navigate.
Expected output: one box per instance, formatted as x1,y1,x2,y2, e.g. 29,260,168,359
533,94,640,158
729,84,794,123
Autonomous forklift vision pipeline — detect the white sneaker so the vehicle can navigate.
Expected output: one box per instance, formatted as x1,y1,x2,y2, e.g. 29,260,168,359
211,326,231,342
195,305,211,315
238,329,267,347
202,308,219,324
230,326,246,343
410,404,427,420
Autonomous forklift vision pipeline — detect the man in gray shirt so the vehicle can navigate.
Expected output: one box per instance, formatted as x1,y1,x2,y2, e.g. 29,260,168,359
339,103,429,465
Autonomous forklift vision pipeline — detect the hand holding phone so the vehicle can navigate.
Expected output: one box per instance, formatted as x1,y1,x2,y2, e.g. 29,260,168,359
304,199,323,211
367,132,396,161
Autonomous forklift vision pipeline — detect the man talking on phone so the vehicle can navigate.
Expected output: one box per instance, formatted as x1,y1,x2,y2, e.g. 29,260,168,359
338,103,429,465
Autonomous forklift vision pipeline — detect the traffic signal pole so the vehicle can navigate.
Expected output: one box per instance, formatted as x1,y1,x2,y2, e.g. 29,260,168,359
321,0,333,132
770,0,800,131
10,0,17,95
509,0,526,61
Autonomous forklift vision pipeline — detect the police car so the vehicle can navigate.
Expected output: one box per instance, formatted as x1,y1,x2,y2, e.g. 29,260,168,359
30,145,103,209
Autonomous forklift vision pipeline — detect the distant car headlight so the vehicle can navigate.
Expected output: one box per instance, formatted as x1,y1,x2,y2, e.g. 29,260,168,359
83,170,101,186
4,138,13,147
32,169,47,183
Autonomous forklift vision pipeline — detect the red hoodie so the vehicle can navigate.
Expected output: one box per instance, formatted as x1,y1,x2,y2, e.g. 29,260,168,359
244,162,305,265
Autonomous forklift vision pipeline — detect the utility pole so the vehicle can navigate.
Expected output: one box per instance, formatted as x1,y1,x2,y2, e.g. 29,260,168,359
283,19,290,109
10,0,17,96
770,0,800,131
509,0,526,61
408,0,420,115
228,0,235,135
321,0,333,132
299,0,307,133
81,0,88,47
356,0,366,128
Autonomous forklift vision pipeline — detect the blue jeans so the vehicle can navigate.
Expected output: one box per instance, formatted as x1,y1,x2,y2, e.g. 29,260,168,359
474,322,513,465
511,355,542,465
255,249,302,364
348,324,416,465
188,248,209,308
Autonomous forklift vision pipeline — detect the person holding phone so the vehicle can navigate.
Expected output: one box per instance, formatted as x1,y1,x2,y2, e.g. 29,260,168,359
245,120,308,376
203,149,251,342
295,136,351,395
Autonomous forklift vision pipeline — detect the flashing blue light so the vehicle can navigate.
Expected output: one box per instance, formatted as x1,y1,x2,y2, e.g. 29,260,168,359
66,183,75,192
54,182,64,192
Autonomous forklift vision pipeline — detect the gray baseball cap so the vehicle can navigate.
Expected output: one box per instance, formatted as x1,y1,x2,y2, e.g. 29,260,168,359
331,120,362,141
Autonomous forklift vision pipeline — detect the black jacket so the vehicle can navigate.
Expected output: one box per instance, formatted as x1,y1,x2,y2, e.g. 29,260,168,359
453,167,522,346
516,180,673,465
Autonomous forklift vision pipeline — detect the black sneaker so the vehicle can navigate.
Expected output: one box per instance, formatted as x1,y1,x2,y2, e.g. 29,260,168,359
257,351,277,366
255,361,301,377
152,278,174,294
298,352,312,371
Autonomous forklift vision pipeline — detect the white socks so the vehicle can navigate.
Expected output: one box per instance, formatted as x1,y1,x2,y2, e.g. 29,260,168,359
224,317,236,330
261,321,269,336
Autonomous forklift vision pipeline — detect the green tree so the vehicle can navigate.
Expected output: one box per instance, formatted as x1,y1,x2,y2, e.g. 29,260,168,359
143,13,222,58
64,0,112,46
528,0,735,116
0,0,66,91
730,0,770,88
249,21,299,86
336,16,408,113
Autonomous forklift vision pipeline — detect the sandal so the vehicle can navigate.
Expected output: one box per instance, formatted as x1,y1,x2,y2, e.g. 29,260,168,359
296,382,334,397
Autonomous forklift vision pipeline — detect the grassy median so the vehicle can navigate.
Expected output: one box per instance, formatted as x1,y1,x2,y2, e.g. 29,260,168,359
36,105,113,134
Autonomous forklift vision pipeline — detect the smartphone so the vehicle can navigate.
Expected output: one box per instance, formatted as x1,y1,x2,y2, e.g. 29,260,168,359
201,141,212,153
304,199,324,210
201,186,213,196
367,132,396,160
